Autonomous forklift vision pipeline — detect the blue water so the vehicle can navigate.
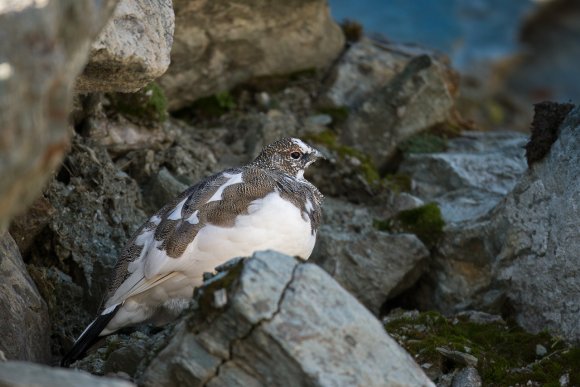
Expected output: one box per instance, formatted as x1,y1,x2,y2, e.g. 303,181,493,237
329,0,535,70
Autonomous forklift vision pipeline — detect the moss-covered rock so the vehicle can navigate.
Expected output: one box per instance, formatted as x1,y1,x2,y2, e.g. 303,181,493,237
108,82,168,123
399,132,448,154
376,203,445,248
385,310,580,386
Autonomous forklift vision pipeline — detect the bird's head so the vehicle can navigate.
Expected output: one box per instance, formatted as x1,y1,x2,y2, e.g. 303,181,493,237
251,137,324,179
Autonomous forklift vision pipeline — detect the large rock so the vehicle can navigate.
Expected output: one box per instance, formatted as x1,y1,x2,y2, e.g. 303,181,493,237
323,39,458,168
403,106,580,342
396,131,527,312
160,0,345,110
0,0,118,232
312,199,429,314
141,251,434,386
493,106,580,341
399,130,528,224
0,233,50,362
0,361,134,387
76,0,175,92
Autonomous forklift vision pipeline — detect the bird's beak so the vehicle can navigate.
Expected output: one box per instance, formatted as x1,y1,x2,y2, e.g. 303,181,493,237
311,148,325,161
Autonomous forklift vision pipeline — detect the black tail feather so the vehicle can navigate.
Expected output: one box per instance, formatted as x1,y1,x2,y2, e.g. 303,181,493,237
60,304,122,367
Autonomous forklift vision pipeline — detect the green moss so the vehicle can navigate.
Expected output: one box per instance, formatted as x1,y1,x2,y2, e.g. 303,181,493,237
316,106,350,126
304,130,381,185
304,130,338,148
190,91,236,119
385,311,580,385
381,203,445,247
109,82,168,122
399,133,448,154
382,174,412,193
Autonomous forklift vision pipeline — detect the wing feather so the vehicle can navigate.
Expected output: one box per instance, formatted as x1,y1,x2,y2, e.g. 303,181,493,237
102,168,241,309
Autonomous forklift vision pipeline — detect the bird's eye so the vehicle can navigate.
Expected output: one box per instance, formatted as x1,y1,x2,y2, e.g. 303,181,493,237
290,151,302,160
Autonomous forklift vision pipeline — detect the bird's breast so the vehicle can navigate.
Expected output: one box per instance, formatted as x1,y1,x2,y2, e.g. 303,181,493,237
182,190,316,276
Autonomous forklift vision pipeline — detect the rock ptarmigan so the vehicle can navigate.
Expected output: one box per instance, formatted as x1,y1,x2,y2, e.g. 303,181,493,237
61,137,323,366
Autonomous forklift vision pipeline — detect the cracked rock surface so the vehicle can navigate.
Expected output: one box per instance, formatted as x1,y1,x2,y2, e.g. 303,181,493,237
141,251,434,387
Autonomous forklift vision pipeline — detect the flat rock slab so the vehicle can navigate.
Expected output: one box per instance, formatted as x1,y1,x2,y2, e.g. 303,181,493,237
142,251,433,386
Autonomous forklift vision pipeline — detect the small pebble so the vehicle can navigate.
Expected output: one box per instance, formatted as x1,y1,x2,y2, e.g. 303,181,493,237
535,344,547,357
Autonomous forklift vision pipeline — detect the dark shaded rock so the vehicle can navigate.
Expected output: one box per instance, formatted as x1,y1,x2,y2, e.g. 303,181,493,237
525,101,574,167
312,199,430,314
0,360,134,387
140,251,434,386
0,233,50,363
24,136,146,356
9,196,56,254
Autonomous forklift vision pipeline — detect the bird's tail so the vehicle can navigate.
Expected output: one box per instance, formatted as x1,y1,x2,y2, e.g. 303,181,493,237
60,303,122,367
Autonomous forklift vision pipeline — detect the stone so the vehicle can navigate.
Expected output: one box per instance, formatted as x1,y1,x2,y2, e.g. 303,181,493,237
451,367,482,387
0,361,135,387
0,233,51,362
312,199,429,314
403,106,580,339
141,251,434,386
76,0,175,92
435,347,478,367
160,0,345,110
399,130,528,224
8,196,56,254
0,0,118,232
24,136,146,355
493,106,580,341
322,39,458,167
455,311,505,325
535,344,547,357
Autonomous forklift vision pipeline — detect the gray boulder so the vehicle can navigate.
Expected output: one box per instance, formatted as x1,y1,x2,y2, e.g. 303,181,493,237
160,0,345,110
76,0,175,92
494,107,580,341
396,131,527,312
0,233,50,362
403,106,580,343
0,361,134,387
323,39,458,168
312,199,429,314
0,0,118,232
399,130,528,223
141,251,434,386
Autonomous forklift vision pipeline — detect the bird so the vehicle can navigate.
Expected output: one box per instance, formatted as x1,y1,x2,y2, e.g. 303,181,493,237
61,137,324,366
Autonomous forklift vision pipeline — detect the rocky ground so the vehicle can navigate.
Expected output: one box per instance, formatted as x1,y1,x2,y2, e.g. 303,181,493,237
1,1,579,386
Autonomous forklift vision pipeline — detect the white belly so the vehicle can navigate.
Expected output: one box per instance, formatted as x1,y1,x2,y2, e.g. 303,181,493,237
184,191,316,278
104,191,316,334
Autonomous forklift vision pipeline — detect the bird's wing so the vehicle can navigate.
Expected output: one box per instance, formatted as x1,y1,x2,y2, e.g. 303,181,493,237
101,166,287,310
101,167,249,309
